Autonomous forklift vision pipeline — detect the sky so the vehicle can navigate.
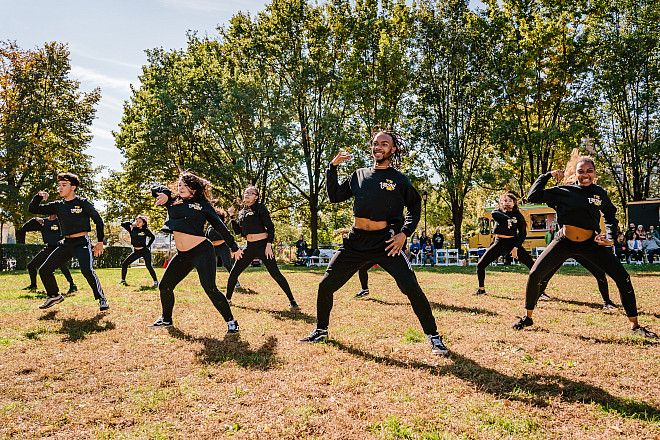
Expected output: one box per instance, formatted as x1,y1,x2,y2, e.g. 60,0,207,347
1,0,484,177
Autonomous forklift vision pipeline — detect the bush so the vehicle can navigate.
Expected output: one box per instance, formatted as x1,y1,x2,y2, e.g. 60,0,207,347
152,251,170,269
0,244,45,270
94,246,132,268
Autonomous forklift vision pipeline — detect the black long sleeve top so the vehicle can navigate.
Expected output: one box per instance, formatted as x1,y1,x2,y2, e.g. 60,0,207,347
326,164,421,237
229,203,275,243
121,222,155,248
151,186,239,252
490,209,527,247
527,172,618,240
18,218,63,246
28,195,104,242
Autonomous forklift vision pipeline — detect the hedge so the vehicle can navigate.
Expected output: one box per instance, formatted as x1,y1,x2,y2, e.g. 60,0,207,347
0,244,132,270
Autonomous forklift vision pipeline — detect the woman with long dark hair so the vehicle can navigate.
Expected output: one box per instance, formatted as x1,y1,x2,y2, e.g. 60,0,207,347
513,151,656,337
119,215,158,287
150,171,242,333
226,186,299,310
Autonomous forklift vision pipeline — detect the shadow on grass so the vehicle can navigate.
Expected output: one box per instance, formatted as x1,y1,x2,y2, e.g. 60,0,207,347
549,297,611,310
330,340,660,422
429,301,499,317
562,331,660,346
17,292,45,300
37,311,114,342
138,286,158,292
234,304,317,324
364,297,408,307
167,327,279,370
232,287,259,296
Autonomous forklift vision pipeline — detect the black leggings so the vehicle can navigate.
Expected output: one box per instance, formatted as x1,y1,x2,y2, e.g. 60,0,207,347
121,248,158,281
317,227,437,335
526,233,637,317
159,239,233,322
226,239,295,302
27,245,74,287
358,265,370,290
477,237,535,286
39,236,105,299
215,243,233,272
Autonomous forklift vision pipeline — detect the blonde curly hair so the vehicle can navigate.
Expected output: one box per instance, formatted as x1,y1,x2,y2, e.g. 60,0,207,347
562,148,597,184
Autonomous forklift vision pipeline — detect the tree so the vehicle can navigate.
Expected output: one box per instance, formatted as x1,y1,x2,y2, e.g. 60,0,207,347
586,0,660,209
0,41,99,229
411,0,493,253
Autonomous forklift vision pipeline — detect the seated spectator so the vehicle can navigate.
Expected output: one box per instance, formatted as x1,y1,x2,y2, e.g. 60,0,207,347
643,235,660,262
409,237,421,264
422,241,434,266
614,233,629,262
420,231,431,246
432,228,444,250
628,234,644,262
636,225,646,241
625,223,636,241
294,235,310,266
648,225,660,240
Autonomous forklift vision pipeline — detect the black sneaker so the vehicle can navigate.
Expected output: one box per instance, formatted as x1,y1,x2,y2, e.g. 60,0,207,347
23,285,37,291
472,288,486,296
300,328,328,343
512,316,533,330
39,294,64,309
226,319,239,335
99,298,110,311
602,301,617,311
354,288,370,298
147,317,173,328
428,334,449,356
289,301,300,311
235,281,241,289
153,280,159,288
66,285,78,294
538,293,551,300
631,326,658,338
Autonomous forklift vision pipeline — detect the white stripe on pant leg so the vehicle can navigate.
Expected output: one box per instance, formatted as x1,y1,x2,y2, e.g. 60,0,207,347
86,236,105,299
401,251,413,271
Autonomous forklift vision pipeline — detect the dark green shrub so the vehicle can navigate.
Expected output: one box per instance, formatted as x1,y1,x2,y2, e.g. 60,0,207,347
0,244,45,270
94,246,132,268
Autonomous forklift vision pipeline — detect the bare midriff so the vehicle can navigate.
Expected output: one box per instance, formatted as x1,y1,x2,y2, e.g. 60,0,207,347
134,246,144,250
173,231,206,252
211,240,225,246
247,232,268,242
353,217,388,231
563,225,594,242
66,231,88,238
496,234,514,239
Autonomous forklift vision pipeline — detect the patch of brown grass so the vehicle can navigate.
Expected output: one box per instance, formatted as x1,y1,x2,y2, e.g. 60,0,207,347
0,264,659,439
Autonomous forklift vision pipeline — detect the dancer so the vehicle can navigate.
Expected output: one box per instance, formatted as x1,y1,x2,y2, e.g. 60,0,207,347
512,151,656,337
150,172,241,333
119,215,158,287
226,186,299,310
300,129,449,356
354,265,373,298
206,207,240,288
28,172,108,310
17,215,77,294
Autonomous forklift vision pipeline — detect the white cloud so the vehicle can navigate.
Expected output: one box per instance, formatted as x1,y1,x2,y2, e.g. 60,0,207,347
70,65,133,92
71,50,143,70
91,126,115,142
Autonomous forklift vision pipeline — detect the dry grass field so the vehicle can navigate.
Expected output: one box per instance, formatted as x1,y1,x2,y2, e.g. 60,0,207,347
0,263,659,439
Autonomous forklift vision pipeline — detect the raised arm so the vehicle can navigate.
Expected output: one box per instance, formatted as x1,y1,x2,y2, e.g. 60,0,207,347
16,218,42,244
326,164,354,204
205,203,239,252
151,185,173,206
28,193,58,215
527,172,560,204
121,221,132,232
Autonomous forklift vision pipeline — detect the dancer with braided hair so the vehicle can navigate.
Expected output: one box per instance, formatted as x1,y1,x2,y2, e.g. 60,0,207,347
300,129,449,355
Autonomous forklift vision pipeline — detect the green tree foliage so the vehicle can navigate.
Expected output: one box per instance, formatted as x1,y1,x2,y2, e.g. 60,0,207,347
586,0,660,208
411,0,493,253
0,41,99,228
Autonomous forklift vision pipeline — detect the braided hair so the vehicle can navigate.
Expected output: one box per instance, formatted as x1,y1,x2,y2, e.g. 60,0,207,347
371,126,408,169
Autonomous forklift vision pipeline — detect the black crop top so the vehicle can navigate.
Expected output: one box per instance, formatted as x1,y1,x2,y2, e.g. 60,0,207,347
527,172,618,239
490,209,527,247
28,195,104,242
121,222,155,248
326,164,421,237
18,218,63,246
151,186,239,252
230,203,275,243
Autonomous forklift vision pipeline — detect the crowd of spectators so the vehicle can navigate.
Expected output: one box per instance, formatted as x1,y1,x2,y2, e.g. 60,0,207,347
615,223,660,263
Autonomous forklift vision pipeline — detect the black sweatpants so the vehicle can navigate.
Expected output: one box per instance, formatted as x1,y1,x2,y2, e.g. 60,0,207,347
541,253,611,303
526,232,637,317
226,239,295,302
39,236,105,300
358,265,370,290
215,243,233,272
121,247,158,281
316,227,438,335
27,245,74,287
158,239,233,323
477,236,534,286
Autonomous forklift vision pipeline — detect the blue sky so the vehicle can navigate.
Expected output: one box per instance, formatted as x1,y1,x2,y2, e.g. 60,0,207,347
2,0,483,176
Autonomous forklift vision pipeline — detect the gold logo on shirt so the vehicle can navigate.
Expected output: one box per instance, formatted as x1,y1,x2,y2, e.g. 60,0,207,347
138,232,144,236
51,225,59,230
380,179,396,191
587,196,602,206
189,203,202,211
71,206,83,214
